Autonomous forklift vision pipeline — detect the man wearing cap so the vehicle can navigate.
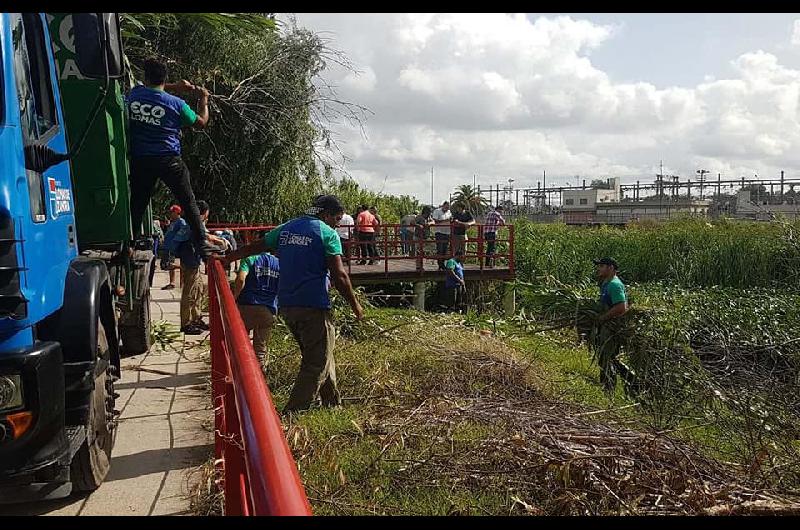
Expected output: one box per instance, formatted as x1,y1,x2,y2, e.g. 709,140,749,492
593,257,631,392
223,195,364,414
443,254,466,312
175,201,216,335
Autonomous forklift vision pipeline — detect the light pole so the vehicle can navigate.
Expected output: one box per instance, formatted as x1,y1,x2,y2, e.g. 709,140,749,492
696,169,709,199
505,178,514,205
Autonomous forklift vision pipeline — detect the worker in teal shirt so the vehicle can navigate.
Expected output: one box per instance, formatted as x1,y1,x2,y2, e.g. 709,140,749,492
223,195,364,414
233,251,280,365
443,255,466,312
593,257,632,393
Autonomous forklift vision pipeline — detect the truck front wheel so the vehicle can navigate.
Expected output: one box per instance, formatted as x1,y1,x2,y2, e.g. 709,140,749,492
70,319,116,491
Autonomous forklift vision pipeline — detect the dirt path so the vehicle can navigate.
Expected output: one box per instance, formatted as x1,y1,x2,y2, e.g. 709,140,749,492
0,270,213,516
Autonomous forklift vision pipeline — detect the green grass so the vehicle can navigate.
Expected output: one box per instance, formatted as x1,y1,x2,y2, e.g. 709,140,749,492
253,304,799,515
513,217,800,288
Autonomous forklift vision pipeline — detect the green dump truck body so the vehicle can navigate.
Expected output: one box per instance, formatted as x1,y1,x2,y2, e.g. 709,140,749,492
46,13,151,247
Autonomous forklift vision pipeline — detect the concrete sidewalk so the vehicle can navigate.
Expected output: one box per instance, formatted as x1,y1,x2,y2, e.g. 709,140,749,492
0,270,214,516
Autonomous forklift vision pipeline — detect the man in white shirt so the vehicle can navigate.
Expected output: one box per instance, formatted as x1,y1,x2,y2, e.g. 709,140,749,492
431,201,452,270
337,211,355,260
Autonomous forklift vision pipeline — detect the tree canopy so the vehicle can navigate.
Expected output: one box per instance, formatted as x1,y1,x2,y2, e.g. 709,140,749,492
122,13,387,223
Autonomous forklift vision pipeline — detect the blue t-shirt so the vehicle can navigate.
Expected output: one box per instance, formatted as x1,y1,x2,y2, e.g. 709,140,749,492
263,216,342,309
163,218,189,252
175,239,201,268
126,85,197,157
236,253,280,314
444,258,464,288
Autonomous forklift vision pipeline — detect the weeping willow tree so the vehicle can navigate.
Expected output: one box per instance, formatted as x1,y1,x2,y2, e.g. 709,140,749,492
121,13,374,223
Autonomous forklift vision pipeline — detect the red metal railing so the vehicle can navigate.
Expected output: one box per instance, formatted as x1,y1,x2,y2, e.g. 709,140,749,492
209,223,515,276
207,258,312,516
338,223,515,275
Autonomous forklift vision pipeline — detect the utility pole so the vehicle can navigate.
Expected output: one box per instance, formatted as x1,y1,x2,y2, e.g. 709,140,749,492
430,167,434,206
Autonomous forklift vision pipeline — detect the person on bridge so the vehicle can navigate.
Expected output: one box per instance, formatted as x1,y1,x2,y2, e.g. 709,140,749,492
223,195,365,415
336,210,355,260
127,58,223,257
414,206,435,270
451,203,475,259
432,201,452,270
356,204,378,265
369,206,382,260
400,211,418,255
233,247,280,366
483,205,506,267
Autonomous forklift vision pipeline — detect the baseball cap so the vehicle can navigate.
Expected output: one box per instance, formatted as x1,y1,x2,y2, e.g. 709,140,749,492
592,257,619,269
310,194,344,215
169,204,182,214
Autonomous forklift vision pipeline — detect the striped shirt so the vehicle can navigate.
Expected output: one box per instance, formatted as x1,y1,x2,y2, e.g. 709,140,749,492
483,210,506,235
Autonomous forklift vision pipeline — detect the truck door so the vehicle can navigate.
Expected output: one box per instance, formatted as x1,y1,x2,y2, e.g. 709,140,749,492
10,13,77,325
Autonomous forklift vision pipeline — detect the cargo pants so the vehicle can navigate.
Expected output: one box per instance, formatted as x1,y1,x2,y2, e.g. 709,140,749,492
281,307,341,413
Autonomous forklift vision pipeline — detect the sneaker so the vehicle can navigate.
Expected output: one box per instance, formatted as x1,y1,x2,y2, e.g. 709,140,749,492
180,324,203,335
161,283,175,290
192,319,210,331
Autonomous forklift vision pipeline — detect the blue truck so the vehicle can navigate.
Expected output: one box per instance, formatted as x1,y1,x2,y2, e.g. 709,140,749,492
0,13,155,501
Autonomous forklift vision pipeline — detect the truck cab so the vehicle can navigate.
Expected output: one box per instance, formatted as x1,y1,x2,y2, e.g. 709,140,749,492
0,13,153,501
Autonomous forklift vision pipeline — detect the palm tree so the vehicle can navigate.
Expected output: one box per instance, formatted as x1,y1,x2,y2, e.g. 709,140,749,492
451,184,489,217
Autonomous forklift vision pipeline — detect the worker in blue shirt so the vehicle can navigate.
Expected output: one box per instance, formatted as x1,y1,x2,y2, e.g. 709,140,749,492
127,58,223,256
223,195,364,414
233,249,279,365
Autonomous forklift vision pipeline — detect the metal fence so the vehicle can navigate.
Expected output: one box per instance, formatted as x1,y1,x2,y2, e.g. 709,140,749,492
207,259,312,516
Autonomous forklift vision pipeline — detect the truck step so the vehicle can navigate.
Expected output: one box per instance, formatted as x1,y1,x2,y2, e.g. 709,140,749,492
65,425,87,457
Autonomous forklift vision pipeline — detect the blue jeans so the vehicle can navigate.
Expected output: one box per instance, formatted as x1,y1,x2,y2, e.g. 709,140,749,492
400,229,413,254
435,232,450,269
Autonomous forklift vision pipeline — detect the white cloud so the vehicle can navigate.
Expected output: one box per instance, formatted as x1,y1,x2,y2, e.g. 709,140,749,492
285,13,800,200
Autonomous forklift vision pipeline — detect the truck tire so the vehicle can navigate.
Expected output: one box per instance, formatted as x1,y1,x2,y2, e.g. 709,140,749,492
70,319,116,491
119,290,152,356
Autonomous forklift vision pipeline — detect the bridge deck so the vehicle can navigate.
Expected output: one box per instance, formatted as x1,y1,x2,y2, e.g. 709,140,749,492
207,223,517,285
345,258,514,285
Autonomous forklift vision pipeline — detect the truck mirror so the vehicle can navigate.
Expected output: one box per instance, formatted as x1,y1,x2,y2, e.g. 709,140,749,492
24,144,69,173
72,13,123,79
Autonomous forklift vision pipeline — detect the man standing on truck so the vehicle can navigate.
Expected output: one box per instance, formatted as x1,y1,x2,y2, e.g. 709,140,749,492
223,195,364,415
126,58,221,256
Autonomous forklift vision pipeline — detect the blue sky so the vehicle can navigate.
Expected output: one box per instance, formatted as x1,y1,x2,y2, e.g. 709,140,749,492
290,13,800,200
563,13,800,87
